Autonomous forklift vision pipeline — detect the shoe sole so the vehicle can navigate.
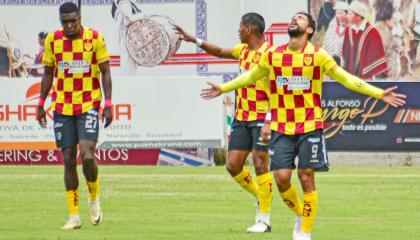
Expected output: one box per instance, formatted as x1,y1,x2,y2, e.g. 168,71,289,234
247,225,272,233
61,224,82,230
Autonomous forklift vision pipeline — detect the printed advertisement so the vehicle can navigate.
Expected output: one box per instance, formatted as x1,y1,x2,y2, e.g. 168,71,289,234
323,81,420,150
0,76,225,150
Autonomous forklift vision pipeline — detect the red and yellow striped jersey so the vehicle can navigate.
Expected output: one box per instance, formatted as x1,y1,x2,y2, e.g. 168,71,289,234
231,42,271,121
42,26,110,116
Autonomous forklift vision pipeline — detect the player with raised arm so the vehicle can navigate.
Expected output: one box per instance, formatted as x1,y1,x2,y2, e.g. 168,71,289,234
37,2,113,230
201,12,406,240
175,13,274,233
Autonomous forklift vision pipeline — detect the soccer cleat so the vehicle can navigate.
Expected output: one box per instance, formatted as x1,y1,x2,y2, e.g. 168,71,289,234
88,200,102,226
293,216,302,239
294,231,311,240
255,201,261,223
60,218,82,230
246,220,271,233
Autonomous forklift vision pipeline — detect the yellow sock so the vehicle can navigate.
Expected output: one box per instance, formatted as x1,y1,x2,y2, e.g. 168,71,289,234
65,189,79,215
233,168,258,197
280,184,303,216
302,191,318,233
86,177,100,201
256,172,273,214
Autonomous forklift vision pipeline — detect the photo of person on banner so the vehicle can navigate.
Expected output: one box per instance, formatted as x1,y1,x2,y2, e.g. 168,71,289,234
311,0,419,81
342,0,388,79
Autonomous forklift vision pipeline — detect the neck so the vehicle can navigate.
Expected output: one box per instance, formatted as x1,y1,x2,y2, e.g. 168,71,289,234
247,36,265,51
288,35,307,51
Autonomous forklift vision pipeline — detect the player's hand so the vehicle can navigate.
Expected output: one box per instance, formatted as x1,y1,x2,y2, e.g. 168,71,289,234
172,24,196,43
200,82,222,100
102,107,113,128
260,121,271,144
381,86,406,107
37,106,47,128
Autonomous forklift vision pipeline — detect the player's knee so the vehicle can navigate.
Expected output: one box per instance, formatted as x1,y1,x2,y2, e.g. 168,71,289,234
253,158,268,175
225,161,241,176
79,147,95,161
297,171,313,184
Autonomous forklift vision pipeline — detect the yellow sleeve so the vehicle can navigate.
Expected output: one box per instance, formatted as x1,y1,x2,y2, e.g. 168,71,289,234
42,33,55,67
231,43,246,60
220,52,270,93
320,49,384,99
95,32,110,64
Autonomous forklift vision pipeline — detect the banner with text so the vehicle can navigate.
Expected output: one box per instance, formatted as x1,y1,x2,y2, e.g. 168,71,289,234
323,81,420,151
0,76,225,150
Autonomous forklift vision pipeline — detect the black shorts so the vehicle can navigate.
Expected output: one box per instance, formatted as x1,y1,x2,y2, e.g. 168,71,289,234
228,119,269,152
53,109,100,149
269,130,329,171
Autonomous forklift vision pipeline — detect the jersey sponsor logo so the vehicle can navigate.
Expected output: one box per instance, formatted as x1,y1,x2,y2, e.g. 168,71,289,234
58,60,90,73
276,76,311,90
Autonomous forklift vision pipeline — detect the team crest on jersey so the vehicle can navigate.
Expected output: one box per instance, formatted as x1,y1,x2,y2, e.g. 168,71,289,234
252,53,261,63
304,56,313,66
84,41,93,51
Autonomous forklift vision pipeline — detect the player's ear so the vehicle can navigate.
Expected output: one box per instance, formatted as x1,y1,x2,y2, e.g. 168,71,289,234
306,26,314,36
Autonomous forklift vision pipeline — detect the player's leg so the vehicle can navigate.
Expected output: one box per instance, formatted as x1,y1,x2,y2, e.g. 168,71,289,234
295,130,329,240
227,120,258,197
270,132,304,239
77,109,102,225
246,121,272,233
53,112,81,230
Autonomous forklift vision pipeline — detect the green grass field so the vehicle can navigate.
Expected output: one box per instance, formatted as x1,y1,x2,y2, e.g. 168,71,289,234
0,166,419,240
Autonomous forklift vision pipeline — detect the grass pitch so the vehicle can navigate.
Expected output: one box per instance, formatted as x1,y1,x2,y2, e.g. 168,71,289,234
0,166,419,240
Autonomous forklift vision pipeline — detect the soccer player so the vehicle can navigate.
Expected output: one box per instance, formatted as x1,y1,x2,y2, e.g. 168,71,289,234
174,13,273,233
201,12,406,240
37,2,113,230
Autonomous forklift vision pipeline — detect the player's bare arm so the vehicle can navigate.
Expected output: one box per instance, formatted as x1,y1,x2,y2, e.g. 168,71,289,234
37,65,54,128
201,65,269,100
173,24,234,59
99,61,113,128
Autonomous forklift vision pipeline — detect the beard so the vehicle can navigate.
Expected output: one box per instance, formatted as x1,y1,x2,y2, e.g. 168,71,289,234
288,26,305,38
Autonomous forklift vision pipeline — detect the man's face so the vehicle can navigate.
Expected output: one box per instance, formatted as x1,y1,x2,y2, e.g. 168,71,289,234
60,12,81,38
288,13,311,38
238,21,250,43
348,10,361,24
336,10,348,24
38,37,45,47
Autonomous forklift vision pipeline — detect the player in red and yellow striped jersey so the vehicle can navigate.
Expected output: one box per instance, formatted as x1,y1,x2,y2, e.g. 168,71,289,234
37,2,113,230
201,12,406,240
174,13,273,233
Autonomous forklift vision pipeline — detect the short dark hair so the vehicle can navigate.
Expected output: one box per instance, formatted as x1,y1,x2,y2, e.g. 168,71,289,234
296,11,316,40
38,31,48,39
59,2,79,15
241,12,265,35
